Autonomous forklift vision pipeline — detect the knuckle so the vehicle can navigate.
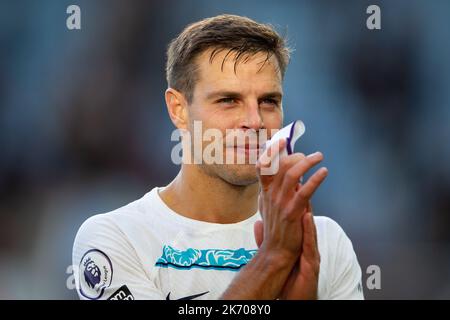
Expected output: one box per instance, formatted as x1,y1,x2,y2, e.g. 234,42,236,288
280,211,295,223
273,194,284,208
308,174,320,184
294,153,306,162
297,188,309,200
264,191,278,207
279,157,289,169
305,157,315,166
285,169,297,182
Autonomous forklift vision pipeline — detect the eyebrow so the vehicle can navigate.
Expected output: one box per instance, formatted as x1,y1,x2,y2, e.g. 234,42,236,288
259,92,283,100
206,90,283,101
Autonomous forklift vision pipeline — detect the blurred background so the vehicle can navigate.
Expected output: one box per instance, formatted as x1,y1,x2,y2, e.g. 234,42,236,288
0,0,449,299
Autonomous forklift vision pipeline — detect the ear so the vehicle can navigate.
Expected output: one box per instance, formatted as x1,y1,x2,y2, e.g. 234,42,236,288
165,88,189,130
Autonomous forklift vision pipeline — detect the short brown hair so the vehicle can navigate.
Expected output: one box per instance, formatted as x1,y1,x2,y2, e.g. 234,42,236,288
166,14,291,103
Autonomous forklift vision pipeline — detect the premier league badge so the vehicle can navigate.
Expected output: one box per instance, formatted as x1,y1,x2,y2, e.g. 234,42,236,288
79,249,113,299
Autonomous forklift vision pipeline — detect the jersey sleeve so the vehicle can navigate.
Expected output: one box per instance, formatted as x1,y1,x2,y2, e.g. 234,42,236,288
72,214,164,300
326,218,364,300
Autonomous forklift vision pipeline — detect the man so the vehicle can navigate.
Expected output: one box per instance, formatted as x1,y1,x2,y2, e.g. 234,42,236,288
72,14,363,300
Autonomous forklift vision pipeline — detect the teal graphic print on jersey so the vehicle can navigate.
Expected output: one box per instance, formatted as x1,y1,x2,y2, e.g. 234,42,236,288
155,245,257,271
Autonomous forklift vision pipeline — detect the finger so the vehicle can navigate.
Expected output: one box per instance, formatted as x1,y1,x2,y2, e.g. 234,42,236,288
281,152,324,195
253,220,264,248
256,138,286,183
296,167,328,203
311,211,319,263
257,138,286,175
302,212,320,261
307,200,313,213
281,152,306,171
256,138,285,169
298,200,313,216
274,153,306,192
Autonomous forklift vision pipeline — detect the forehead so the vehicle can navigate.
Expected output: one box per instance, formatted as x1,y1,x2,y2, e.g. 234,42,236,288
194,48,283,93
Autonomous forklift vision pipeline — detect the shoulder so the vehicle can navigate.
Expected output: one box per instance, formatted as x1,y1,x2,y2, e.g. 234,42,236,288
314,216,364,299
72,188,171,269
72,191,154,261
73,212,135,268
314,215,348,241
313,215,359,268
74,189,157,244
75,208,137,244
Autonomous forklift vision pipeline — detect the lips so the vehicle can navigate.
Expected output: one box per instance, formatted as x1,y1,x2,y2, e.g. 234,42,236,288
232,144,262,156
225,142,262,150
235,144,261,150
224,130,262,149
231,145,262,159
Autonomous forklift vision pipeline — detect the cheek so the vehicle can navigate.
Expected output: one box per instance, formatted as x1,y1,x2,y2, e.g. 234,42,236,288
193,106,237,128
187,106,231,135
188,101,222,121
262,110,283,129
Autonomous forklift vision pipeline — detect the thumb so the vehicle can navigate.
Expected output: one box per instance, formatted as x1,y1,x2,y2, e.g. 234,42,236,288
253,220,264,248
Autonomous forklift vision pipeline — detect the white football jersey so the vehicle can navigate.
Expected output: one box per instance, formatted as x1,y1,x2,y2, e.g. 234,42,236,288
72,187,364,300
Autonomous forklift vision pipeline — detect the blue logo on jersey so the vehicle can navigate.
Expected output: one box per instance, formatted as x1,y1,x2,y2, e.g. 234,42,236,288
83,257,101,289
79,249,113,300
155,246,257,271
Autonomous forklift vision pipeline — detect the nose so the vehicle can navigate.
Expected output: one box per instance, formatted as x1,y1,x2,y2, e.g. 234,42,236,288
241,103,264,131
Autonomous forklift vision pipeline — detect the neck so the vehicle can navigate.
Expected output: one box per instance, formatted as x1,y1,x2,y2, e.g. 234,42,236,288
159,165,259,224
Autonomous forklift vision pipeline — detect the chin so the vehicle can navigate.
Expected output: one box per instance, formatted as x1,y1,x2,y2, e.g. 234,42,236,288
200,163,258,186
219,164,259,186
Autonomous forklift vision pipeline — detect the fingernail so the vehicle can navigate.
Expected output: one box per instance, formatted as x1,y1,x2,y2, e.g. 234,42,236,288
307,151,321,158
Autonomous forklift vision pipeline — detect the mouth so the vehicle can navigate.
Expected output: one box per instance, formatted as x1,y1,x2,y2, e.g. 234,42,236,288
229,144,262,160
236,143,261,150
223,131,265,161
230,143,262,152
